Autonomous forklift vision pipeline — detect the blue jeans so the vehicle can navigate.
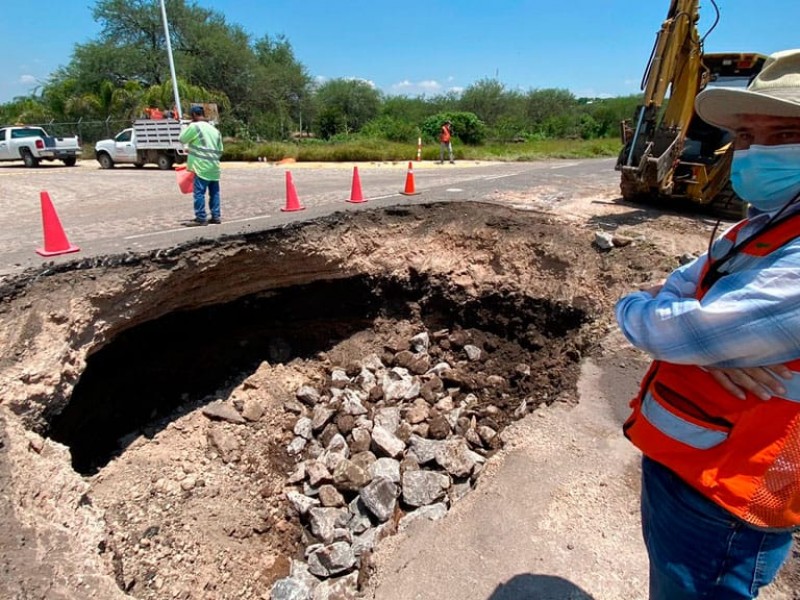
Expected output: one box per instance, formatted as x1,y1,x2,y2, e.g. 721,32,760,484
641,457,794,599
193,176,220,220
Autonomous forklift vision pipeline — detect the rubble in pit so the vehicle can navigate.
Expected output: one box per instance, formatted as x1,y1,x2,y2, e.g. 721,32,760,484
270,323,579,600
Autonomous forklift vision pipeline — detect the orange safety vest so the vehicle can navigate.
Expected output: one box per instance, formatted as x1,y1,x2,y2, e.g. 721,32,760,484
624,212,800,529
440,125,451,143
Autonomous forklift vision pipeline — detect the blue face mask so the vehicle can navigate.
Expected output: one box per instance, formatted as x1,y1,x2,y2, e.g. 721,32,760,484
731,144,800,213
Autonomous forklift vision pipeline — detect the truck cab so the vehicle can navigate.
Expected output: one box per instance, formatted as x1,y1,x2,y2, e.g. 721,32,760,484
96,128,140,168
0,126,81,167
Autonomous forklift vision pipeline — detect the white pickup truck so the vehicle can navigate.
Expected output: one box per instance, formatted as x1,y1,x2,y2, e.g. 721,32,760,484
0,126,81,167
94,119,188,170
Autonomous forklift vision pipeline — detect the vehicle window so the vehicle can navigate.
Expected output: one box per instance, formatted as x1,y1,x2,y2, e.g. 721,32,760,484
707,75,751,89
0,129,5,141
116,130,132,142
10,128,46,139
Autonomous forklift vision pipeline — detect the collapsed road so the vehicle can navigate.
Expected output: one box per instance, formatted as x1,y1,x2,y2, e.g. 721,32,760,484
0,160,796,600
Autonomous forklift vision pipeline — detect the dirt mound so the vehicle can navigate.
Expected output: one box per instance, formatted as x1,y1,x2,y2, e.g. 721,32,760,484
0,200,795,599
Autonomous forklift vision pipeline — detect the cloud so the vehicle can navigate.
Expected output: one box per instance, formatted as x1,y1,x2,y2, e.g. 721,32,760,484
19,74,37,85
575,88,614,99
389,79,444,95
347,77,376,89
448,86,464,94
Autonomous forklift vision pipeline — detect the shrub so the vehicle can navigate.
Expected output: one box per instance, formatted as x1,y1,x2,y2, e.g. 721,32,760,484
360,116,419,143
422,111,487,145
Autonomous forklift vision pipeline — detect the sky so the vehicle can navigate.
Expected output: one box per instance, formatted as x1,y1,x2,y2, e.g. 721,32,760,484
1,0,799,104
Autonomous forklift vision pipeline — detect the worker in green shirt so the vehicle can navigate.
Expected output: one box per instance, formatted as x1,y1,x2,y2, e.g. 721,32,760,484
179,105,224,225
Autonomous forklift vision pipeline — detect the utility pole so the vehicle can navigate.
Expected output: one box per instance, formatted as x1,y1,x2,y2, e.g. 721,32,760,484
159,0,183,119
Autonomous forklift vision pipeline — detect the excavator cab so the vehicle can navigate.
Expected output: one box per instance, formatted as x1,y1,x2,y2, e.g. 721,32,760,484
616,0,767,217
673,53,767,209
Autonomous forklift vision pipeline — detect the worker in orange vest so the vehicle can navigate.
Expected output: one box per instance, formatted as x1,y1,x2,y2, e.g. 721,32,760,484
438,120,454,164
617,49,800,599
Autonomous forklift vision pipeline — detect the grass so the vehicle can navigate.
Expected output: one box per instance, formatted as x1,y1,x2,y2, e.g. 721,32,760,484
223,137,622,163
80,137,622,163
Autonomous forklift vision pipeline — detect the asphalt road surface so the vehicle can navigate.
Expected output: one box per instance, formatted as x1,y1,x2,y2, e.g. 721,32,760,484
0,158,619,277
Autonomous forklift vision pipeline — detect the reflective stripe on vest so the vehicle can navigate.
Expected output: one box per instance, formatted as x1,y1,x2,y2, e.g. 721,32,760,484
641,391,729,448
187,125,222,161
625,210,800,529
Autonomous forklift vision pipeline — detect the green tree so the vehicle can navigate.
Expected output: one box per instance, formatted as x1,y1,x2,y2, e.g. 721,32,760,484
249,34,312,138
313,78,381,138
525,88,578,133
583,95,643,138
459,78,517,127
360,116,418,143
381,95,430,126
61,1,249,108
0,97,50,124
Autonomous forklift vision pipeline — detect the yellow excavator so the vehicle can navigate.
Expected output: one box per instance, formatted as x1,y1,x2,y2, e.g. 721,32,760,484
616,0,766,217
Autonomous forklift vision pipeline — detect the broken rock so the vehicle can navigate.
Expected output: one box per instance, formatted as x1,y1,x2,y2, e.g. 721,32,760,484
307,543,356,578
202,401,246,424
402,470,450,507
359,478,399,522
370,425,406,458
271,577,312,600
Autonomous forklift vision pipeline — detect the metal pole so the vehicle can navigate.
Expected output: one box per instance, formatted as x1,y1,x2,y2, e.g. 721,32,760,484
626,106,647,167
159,0,183,119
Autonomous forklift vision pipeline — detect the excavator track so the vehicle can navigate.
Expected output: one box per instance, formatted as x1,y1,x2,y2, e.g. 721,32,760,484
705,182,747,221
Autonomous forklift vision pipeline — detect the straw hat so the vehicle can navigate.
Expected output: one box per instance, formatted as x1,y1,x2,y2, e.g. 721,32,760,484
695,49,800,131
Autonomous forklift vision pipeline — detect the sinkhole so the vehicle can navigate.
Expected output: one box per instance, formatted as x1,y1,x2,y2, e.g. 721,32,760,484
47,272,589,475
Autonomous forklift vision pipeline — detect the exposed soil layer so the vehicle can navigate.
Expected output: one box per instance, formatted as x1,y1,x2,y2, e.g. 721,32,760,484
49,274,586,476
0,200,796,599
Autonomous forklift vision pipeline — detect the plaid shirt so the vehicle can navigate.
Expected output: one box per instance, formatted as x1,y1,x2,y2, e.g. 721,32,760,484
616,209,800,368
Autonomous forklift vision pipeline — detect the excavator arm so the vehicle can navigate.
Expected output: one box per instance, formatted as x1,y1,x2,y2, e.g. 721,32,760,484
618,0,704,197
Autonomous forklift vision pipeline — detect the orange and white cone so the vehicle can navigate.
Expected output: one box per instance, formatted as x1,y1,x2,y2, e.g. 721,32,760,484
36,191,80,257
400,162,421,196
347,166,366,204
281,171,305,212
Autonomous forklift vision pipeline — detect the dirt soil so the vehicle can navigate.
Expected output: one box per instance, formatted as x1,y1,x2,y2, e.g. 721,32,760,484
0,192,797,599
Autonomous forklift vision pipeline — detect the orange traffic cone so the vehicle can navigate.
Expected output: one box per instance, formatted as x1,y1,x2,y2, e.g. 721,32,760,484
36,191,80,257
347,166,366,204
400,161,421,196
281,171,305,212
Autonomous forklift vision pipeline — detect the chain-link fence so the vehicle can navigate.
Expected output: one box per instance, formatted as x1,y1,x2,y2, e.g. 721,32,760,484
23,118,133,143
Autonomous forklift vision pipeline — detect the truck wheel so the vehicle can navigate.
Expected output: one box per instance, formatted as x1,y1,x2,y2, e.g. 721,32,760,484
20,148,39,168
62,156,77,167
157,154,174,170
97,153,114,169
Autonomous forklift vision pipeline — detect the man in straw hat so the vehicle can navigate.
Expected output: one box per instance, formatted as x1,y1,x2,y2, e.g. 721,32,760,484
616,49,800,599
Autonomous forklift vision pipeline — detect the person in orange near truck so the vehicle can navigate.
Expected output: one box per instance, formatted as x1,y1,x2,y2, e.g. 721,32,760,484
438,120,454,164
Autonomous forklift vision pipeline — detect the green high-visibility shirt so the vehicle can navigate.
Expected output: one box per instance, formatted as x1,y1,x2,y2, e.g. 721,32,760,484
179,121,223,181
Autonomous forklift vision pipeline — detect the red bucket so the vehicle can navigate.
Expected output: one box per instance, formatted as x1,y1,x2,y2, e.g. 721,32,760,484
175,164,194,194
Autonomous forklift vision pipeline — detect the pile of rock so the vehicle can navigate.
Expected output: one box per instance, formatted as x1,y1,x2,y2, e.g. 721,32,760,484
271,331,504,599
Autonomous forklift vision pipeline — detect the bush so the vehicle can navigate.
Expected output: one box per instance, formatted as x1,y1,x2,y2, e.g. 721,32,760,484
422,111,487,145
360,116,419,143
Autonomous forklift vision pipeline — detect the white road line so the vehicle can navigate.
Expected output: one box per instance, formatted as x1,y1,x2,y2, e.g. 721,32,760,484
483,172,522,181
550,162,580,169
